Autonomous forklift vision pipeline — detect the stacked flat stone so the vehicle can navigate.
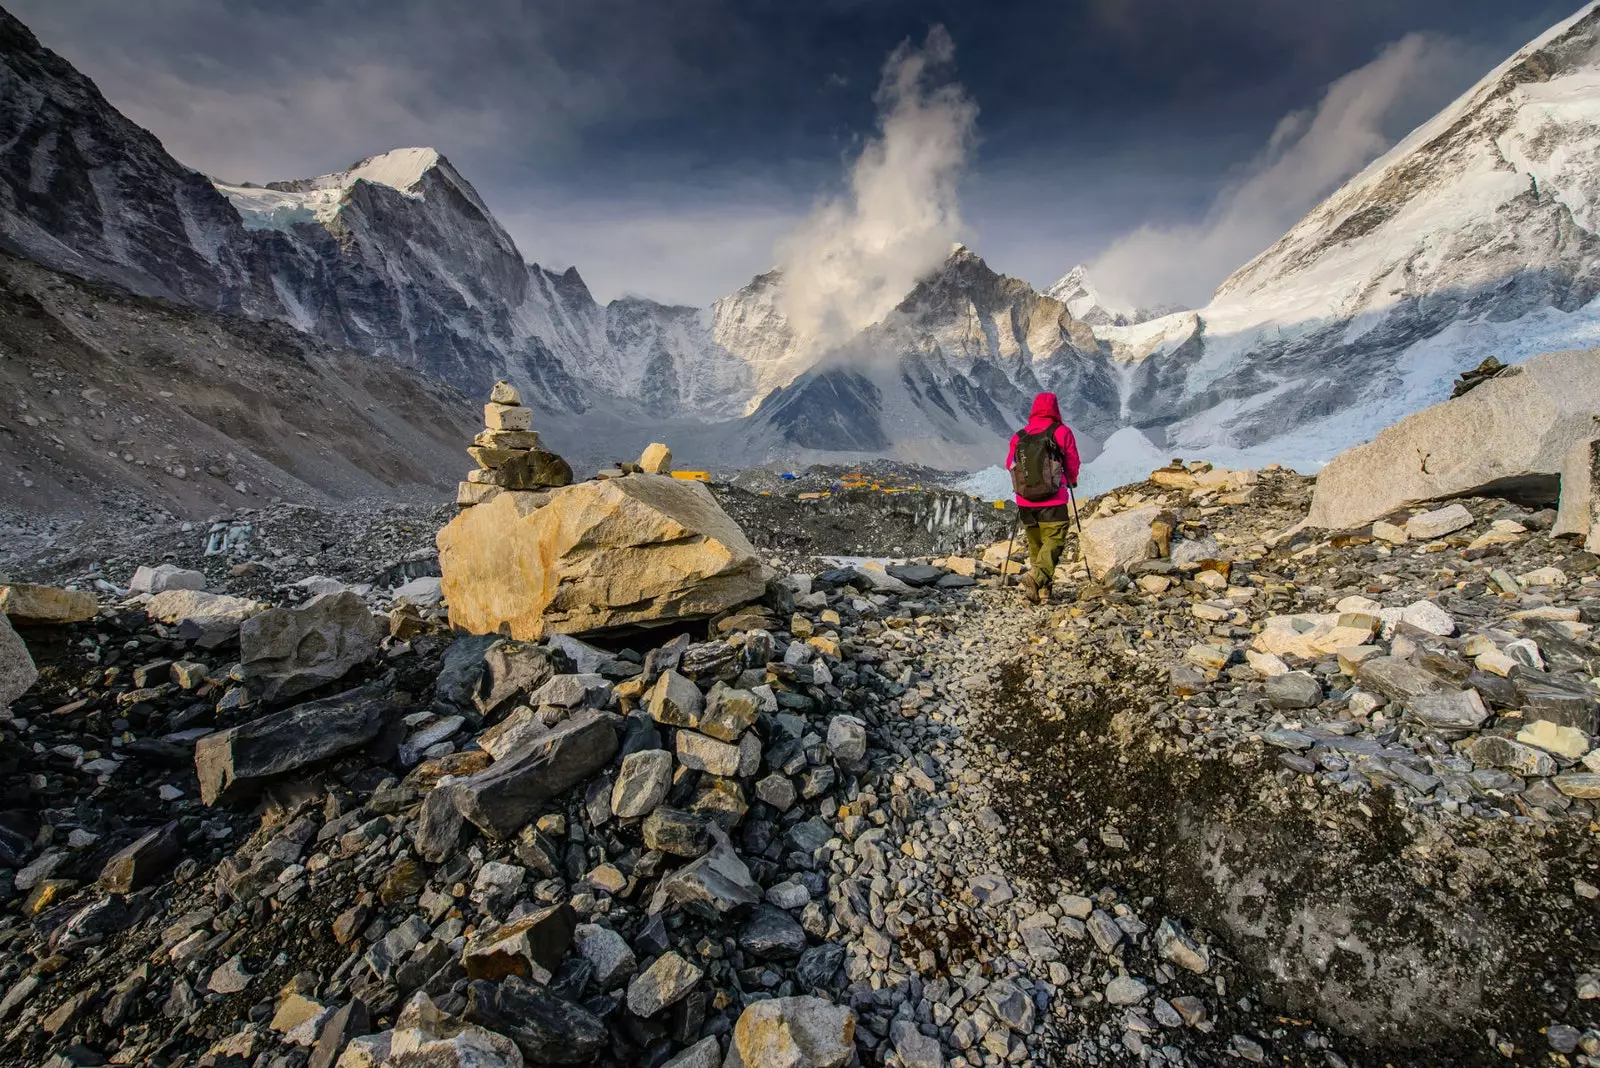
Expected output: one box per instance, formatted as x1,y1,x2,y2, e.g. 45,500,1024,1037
457,381,574,508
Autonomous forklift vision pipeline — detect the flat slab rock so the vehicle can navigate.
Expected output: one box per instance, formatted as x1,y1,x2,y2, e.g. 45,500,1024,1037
194,685,391,804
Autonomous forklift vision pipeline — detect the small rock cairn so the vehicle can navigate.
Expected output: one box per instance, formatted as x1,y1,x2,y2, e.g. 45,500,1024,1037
456,381,574,508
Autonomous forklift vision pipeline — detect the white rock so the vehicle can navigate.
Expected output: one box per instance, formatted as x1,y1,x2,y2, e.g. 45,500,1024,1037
1404,504,1474,541
130,564,207,594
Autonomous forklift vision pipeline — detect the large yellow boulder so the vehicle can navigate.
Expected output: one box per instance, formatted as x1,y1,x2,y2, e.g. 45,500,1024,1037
437,474,767,639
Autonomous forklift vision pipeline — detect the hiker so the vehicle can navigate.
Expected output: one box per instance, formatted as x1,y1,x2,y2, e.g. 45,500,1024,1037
1005,391,1081,604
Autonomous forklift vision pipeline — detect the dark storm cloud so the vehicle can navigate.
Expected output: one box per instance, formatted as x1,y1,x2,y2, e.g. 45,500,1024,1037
6,0,1580,305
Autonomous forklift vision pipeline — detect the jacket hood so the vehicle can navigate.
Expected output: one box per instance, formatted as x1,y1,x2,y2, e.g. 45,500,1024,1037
1028,392,1062,423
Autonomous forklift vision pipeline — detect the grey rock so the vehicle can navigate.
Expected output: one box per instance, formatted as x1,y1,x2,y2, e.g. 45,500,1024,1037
0,611,36,711
239,591,382,701
207,954,252,994
453,710,618,838
464,974,608,1064
530,673,610,710
1105,976,1148,1005
648,669,704,729
984,979,1035,1032
650,825,761,915
826,715,868,763
475,640,560,716
612,749,673,819
662,1036,723,1068
1467,735,1557,777
194,685,389,804
740,905,808,961
795,942,846,990
701,684,760,742
98,822,180,894
575,923,637,989
1087,910,1124,954
308,998,369,1068
1405,689,1489,730
1264,671,1322,709
1154,918,1210,974
1357,657,1446,703
627,950,703,1017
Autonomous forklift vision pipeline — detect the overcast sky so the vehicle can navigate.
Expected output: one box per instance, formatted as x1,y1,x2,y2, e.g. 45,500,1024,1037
9,0,1576,307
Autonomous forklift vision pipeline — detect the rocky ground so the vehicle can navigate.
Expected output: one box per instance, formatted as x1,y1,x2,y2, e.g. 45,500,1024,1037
1,465,1598,1068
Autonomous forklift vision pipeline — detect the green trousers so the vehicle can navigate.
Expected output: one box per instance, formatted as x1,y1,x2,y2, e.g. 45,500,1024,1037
1023,519,1069,589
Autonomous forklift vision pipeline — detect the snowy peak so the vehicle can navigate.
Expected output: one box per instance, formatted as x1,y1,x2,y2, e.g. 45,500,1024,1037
1044,264,1135,327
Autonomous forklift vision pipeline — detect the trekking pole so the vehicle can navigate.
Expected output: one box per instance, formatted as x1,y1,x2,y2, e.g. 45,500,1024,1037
999,510,1019,587
1067,485,1084,540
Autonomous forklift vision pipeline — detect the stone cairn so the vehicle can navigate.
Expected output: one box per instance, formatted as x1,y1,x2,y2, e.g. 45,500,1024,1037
456,381,574,508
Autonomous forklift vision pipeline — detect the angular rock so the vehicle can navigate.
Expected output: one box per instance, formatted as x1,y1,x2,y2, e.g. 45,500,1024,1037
643,807,710,857
0,612,38,710
1467,735,1557,777
145,589,266,646
1357,657,1445,704
465,975,607,1064
0,583,96,625
438,475,767,639
389,990,521,1067
740,905,808,961
130,564,207,594
453,711,619,838
239,591,383,702
639,443,673,474
676,730,741,776
575,924,637,989
612,749,673,819
195,686,389,804
1308,348,1600,529
98,822,180,894
1554,434,1600,552
1155,918,1210,974
728,996,855,1068
649,670,704,729
825,715,868,763
627,950,702,1017
650,825,761,915
1510,667,1600,733
1554,773,1600,798
1406,689,1489,730
463,904,577,983
700,685,759,742
1080,506,1162,580
308,997,369,1068
476,640,560,716
1404,503,1474,541
1263,671,1321,710
1517,719,1590,759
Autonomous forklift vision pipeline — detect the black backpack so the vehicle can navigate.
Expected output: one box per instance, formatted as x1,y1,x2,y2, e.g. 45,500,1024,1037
1010,422,1065,501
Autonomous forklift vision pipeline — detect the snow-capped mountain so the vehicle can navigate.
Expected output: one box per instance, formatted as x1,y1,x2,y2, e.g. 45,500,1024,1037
0,9,754,419
9,0,1600,478
739,247,1119,467
1093,1,1600,469
1044,264,1125,326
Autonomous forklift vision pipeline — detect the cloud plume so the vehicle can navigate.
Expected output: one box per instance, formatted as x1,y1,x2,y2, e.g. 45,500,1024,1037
1089,32,1475,312
775,25,977,352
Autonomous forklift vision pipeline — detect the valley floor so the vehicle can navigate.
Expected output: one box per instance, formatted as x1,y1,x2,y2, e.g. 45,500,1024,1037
1,471,1596,1067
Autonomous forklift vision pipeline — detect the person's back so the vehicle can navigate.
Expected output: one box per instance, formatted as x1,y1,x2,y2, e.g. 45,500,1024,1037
1004,392,1081,603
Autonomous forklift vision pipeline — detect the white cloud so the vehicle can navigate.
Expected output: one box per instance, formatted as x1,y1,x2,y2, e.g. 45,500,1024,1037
497,200,802,306
1089,33,1477,312
774,25,978,351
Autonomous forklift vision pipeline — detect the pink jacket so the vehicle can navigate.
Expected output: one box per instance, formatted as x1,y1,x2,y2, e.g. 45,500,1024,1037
1004,392,1081,508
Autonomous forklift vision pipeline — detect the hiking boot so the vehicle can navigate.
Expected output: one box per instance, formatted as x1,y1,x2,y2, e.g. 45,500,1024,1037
1019,574,1038,603
1036,582,1051,604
